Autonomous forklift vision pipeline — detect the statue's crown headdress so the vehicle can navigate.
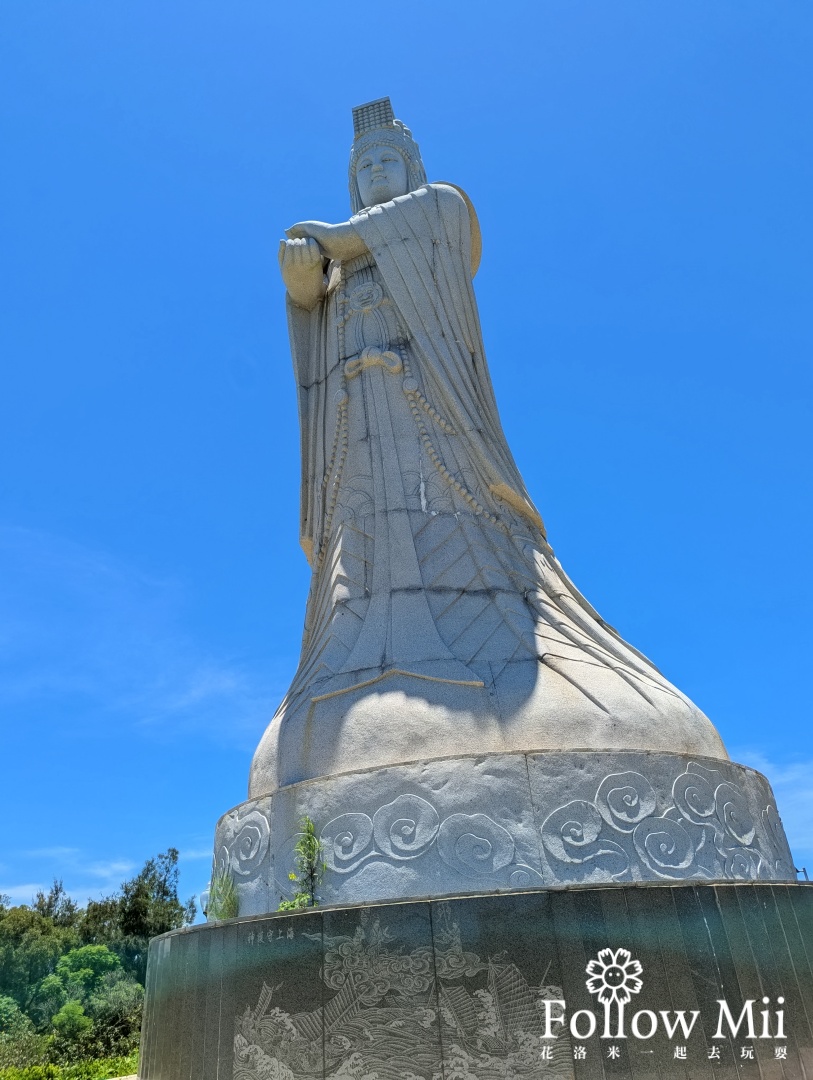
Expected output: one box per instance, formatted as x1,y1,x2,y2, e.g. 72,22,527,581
348,97,427,213
352,97,396,137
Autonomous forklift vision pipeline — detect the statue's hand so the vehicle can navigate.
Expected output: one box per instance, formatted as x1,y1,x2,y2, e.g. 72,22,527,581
286,221,332,248
285,220,368,263
278,237,326,311
279,236,324,271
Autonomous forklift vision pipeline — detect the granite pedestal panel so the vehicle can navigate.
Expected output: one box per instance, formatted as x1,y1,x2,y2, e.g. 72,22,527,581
215,751,795,915
140,882,813,1080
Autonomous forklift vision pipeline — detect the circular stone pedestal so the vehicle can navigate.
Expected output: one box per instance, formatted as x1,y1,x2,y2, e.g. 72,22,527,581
140,883,813,1080
214,751,795,915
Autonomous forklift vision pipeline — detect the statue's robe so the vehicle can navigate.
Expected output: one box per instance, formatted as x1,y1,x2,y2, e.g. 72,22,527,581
250,184,726,796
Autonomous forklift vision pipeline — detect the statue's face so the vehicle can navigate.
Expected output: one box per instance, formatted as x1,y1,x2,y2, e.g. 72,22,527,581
355,144,409,208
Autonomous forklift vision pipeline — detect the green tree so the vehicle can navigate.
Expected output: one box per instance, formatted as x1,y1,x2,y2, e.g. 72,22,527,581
26,974,66,1030
0,995,46,1071
32,881,79,929
79,896,121,950
85,972,144,1058
116,848,195,983
26,946,121,1033
0,995,32,1037
0,907,76,1010
55,946,121,998
0,848,190,1069
50,1000,93,1059
28,946,143,1060
79,849,195,984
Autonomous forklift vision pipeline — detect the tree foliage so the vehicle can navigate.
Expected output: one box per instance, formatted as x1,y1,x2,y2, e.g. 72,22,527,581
0,850,195,1069
0,908,76,1011
114,848,195,983
0,996,32,1038
31,884,79,930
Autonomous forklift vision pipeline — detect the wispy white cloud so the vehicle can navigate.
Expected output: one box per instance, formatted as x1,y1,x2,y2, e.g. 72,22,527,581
0,883,46,904
9,849,139,900
179,848,214,861
0,525,284,747
2,847,193,908
22,847,81,860
86,860,137,880
0,526,266,915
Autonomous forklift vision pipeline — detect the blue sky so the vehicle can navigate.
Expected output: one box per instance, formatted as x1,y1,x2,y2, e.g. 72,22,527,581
1,1,811,912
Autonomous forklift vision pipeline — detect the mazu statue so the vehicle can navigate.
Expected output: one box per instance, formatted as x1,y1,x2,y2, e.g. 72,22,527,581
143,98,805,1080
214,99,794,911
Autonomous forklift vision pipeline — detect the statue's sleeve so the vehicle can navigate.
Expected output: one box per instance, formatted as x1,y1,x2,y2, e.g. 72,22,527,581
286,294,328,566
350,185,545,536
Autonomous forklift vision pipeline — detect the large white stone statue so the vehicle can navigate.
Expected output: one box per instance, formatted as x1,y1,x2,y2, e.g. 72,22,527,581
213,100,793,913
252,98,724,793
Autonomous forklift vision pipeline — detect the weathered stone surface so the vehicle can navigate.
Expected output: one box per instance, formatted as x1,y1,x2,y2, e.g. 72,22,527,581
214,750,794,915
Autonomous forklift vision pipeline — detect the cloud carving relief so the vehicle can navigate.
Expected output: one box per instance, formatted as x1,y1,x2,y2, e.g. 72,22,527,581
214,760,795,897
216,807,271,881
320,795,543,886
540,762,793,882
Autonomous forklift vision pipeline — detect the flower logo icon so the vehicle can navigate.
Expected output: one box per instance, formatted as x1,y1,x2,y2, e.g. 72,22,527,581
586,948,643,1003
586,948,643,1037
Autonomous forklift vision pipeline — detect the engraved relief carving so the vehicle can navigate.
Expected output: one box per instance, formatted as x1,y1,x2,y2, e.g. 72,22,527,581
215,807,271,882
234,906,570,1080
436,813,515,875
631,816,696,877
540,761,791,882
539,800,629,878
373,794,440,859
320,798,541,886
595,770,657,831
218,757,794,908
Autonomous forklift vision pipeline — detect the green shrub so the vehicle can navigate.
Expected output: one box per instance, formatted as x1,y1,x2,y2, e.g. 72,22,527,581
0,1049,138,1079
50,1002,92,1043
83,974,143,1059
0,1030,49,1071
49,1002,93,1061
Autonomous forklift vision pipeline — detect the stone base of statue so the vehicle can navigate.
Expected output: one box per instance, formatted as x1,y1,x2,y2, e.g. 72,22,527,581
213,750,795,917
139,882,813,1080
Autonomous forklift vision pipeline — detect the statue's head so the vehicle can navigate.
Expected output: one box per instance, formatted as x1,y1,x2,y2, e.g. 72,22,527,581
348,97,427,213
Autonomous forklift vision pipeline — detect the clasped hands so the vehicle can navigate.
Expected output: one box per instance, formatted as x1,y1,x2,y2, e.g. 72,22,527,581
278,219,367,310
